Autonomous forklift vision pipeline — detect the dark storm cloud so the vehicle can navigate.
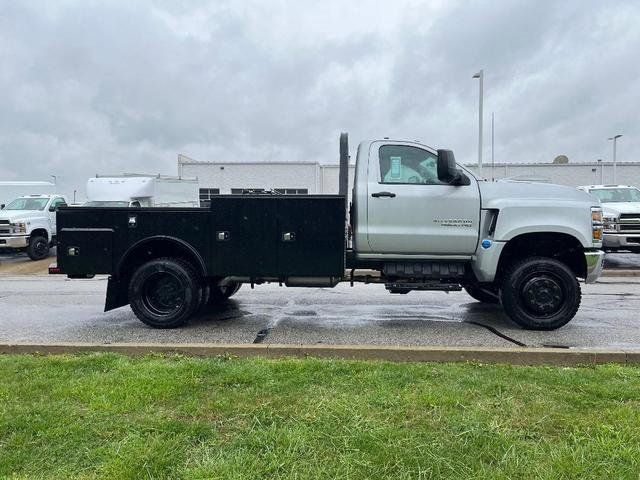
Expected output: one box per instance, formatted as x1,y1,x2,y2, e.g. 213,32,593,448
0,0,638,198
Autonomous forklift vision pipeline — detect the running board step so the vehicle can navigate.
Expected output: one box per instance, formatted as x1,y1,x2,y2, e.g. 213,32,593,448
385,282,462,293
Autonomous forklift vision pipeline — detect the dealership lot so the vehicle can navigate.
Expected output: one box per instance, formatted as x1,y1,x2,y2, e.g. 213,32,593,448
1,272,639,349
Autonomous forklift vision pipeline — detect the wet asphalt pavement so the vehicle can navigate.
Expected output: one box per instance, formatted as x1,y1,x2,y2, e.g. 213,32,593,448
1,274,639,350
604,253,640,269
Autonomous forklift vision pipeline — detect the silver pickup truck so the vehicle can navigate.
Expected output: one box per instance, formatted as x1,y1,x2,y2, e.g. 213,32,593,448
52,134,604,331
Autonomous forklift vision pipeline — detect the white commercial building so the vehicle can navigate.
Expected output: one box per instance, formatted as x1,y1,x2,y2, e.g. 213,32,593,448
465,161,640,187
178,154,640,202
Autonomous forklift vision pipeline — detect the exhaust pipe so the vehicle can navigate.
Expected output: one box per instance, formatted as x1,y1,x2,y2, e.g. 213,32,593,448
339,132,349,196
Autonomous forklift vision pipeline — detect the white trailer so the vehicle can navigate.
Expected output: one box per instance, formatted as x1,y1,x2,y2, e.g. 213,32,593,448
85,174,200,207
0,181,56,207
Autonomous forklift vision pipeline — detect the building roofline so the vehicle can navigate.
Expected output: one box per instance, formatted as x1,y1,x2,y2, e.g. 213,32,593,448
179,160,357,167
464,161,639,167
178,156,638,169
0,181,56,186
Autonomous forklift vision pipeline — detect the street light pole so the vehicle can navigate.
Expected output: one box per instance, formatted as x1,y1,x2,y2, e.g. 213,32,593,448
608,134,622,184
473,70,484,177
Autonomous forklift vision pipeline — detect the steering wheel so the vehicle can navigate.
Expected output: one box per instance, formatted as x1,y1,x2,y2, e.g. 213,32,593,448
417,163,436,182
408,175,420,184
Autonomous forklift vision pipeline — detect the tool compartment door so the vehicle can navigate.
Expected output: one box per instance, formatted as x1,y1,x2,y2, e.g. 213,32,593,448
276,196,345,276
210,197,279,276
58,228,114,275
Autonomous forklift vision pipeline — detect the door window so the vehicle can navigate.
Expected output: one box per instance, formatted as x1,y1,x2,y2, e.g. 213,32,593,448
379,145,443,185
49,198,66,211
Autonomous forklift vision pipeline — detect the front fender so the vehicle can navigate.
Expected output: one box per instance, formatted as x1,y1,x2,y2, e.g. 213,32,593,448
491,202,593,248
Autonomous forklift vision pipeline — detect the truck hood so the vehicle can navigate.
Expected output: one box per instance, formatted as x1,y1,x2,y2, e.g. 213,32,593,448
0,210,46,222
599,202,640,216
478,180,597,208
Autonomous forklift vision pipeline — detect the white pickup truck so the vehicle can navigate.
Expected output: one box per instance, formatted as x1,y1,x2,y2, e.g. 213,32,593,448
53,135,605,330
0,194,68,260
577,185,640,252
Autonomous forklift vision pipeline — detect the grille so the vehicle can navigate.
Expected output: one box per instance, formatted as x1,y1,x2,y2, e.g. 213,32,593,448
0,228,10,234
619,214,640,222
0,220,9,225
620,224,640,232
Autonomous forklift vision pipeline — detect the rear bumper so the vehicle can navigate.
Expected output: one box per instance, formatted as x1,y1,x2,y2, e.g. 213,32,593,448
0,235,28,248
584,249,605,283
603,232,640,249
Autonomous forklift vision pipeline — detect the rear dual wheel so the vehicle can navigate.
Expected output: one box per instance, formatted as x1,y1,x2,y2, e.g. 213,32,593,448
129,258,202,328
207,281,241,304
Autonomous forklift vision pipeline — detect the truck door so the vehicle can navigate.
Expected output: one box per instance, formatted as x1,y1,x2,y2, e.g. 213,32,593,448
366,142,480,255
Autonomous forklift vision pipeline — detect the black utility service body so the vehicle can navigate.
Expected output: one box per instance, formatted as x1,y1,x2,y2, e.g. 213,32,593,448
58,195,347,311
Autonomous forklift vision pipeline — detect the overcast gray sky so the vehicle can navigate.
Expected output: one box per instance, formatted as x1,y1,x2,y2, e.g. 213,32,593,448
0,0,638,197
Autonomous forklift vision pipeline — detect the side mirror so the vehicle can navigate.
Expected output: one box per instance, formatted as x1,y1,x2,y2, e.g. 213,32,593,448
437,149,469,186
50,203,67,212
0,204,4,210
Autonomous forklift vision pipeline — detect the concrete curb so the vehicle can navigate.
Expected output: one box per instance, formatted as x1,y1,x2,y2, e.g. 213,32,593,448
1,342,639,366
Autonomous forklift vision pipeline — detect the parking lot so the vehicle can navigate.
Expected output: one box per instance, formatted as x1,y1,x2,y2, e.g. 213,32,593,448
0,259,639,349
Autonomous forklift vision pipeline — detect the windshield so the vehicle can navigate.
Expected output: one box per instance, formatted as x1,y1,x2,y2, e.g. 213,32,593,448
589,188,640,203
4,197,49,210
84,201,131,207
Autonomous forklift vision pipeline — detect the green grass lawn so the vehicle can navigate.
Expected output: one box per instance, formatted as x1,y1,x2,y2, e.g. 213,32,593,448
1,354,639,479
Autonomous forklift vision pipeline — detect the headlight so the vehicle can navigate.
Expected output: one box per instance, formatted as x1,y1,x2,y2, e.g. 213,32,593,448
603,215,618,231
10,222,26,233
591,207,603,242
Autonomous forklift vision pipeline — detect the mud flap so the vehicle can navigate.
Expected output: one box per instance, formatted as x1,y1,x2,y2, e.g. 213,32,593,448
104,276,129,312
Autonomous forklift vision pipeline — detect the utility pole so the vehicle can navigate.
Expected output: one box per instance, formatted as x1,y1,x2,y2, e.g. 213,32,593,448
608,134,622,184
473,70,484,177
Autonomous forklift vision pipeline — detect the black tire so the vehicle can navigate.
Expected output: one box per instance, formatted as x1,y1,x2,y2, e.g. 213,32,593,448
208,281,241,304
27,235,50,261
128,258,202,328
464,285,499,304
500,256,581,330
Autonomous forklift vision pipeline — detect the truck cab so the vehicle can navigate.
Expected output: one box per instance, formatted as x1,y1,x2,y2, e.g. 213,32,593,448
578,184,640,252
0,194,68,260
353,140,479,256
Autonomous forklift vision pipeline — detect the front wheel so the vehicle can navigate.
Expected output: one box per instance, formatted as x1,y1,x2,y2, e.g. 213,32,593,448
500,257,581,330
27,235,50,260
128,258,202,328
